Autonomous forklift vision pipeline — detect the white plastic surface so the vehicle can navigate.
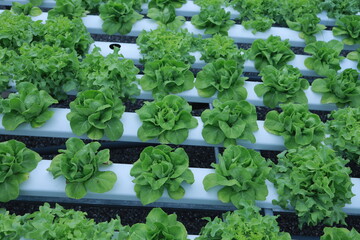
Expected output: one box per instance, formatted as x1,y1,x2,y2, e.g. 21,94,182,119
18,160,360,215
0,108,286,151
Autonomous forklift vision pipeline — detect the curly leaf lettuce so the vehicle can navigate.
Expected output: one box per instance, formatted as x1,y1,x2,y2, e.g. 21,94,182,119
248,35,295,71
79,47,140,101
320,0,360,19
140,58,194,100
136,95,198,144
270,145,354,227
147,6,185,30
304,40,344,76
47,138,117,199
311,68,360,107
203,145,270,208
264,103,325,149
325,107,360,164
191,5,234,35
347,47,360,70
201,100,258,147
196,206,291,240
67,89,125,141
130,145,194,205
321,227,360,240
48,0,87,19
129,208,188,240
255,65,309,108
1,82,58,130
0,140,41,202
195,58,248,101
333,15,360,45
11,2,42,17
99,0,143,35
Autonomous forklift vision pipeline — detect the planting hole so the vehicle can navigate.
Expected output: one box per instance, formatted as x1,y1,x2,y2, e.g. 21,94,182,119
109,43,121,49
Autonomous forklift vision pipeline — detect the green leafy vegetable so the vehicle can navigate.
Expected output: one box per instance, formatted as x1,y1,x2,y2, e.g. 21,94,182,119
201,100,258,147
130,145,194,205
243,16,275,34
196,206,291,240
321,227,360,240
311,68,360,107
48,0,88,19
99,0,143,35
11,2,42,17
40,16,94,57
0,48,13,92
320,0,360,19
47,138,117,199
67,89,125,141
147,6,185,30
10,43,80,100
136,95,198,144
194,0,224,8
286,14,326,44
191,5,234,35
203,145,270,208
137,28,200,64
270,145,354,227
347,47,360,70
148,0,186,9
129,208,188,240
200,34,246,64
304,40,344,76
255,65,309,108
264,103,325,149
140,58,194,99
0,209,24,240
1,82,58,130
333,15,360,45
248,35,295,71
0,10,42,51
0,140,41,202
79,47,140,101
325,107,360,164
195,58,248,101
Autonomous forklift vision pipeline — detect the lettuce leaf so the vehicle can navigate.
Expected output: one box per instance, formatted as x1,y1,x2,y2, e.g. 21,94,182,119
333,15,360,45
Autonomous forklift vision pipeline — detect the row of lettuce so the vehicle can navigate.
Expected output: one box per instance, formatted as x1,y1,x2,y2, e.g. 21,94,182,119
11,0,360,45
1,202,359,240
0,132,358,227
0,10,360,106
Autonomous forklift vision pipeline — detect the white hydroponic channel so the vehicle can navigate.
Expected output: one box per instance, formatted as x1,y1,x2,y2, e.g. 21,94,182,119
1,1,360,239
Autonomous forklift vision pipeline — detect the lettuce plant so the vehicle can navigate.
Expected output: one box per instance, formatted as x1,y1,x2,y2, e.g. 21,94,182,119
191,5,234,35
255,65,309,108
1,82,58,131
47,138,117,199
304,40,344,76
148,0,186,9
11,2,42,17
321,227,360,240
0,209,24,239
0,48,13,92
67,89,125,141
0,140,41,202
203,145,270,208
320,0,360,19
79,47,140,101
11,43,79,100
243,16,275,34
140,58,194,100
264,103,325,149
333,15,360,45
99,0,143,35
248,35,295,71
147,6,185,30
0,10,42,51
286,14,326,44
129,208,188,240
347,47,360,70
196,206,291,240
200,34,246,64
194,0,224,8
48,0,88,19
269,145,354,227
136,95,198,144
41,16,93,57
195,58,248,101
201,100,258,147
137,28,199,64
311,68,360,107
325,107,360,164
130,145,194,205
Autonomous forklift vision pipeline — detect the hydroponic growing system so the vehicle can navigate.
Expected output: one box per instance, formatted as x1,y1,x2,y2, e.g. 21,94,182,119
0,0,359,239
